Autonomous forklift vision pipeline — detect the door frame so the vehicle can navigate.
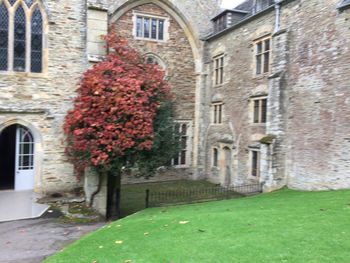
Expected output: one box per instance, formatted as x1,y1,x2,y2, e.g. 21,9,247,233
0,119,43,192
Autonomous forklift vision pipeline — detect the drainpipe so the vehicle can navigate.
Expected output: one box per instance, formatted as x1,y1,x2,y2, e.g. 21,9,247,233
274,0,282,33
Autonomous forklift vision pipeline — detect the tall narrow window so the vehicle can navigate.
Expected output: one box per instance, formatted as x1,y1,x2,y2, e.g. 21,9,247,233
255,37,271,75
0,4,9,71
213,148,219,167
172,122,191,167
251,150,260,177
14,6,26,72
31,8,43,73
214,55,224,85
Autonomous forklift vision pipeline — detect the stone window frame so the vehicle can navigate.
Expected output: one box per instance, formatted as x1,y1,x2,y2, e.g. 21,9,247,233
0,0,48,76
248,147,261,179
211,102,224,125
171,120,192,168
250,95,267,125
254,35,271,76
132,11,170,42
213,54,225,86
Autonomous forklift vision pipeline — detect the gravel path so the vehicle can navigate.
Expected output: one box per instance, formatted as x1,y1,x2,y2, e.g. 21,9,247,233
0,218,104,263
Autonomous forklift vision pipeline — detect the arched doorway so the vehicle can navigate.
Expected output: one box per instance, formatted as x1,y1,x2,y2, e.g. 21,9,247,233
0,124,35,190
223,147,232,187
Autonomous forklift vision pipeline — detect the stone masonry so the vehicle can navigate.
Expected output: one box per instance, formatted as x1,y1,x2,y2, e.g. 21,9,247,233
1,0,350,217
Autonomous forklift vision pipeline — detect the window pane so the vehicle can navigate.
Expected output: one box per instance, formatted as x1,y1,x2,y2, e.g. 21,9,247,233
252,151,258,176
265,39,270,51
213,149,218,167
31,8,43,73
257,42,263,54
261,99,267,123
214,105,218,123
254,100,260,123
218,105,222,123
158,20,164,40
0,4,8,71
14,6,26,72
151,19,157,39
256,54,262,74
143,18,150,38
24,0,34,7
136,17,142,37
263,52,269,73
180,150,186,165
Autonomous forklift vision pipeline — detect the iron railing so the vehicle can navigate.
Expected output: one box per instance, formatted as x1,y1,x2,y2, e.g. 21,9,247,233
145,183,263,208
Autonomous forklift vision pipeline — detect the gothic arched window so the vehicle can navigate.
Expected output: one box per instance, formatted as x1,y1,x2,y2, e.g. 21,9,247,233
0,0,45,73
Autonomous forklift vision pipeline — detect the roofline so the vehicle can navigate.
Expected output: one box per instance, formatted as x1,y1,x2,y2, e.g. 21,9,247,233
204,0,296,42
210,9,249,21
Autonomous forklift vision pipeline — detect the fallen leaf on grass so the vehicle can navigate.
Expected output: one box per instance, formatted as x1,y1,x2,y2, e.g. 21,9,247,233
144,232,149,236
179,221,189,224
98,246,103,249
198,229,205,233
115,240,123,244
124,260,132,263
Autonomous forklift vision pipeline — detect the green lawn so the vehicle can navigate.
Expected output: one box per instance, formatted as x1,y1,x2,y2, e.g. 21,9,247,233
45,189,350,263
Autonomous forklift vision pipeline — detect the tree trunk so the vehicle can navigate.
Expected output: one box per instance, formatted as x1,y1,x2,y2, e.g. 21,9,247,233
106,170,121,220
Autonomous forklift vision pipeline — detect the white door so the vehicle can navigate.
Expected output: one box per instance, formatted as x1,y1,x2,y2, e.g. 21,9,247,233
15,126,35,190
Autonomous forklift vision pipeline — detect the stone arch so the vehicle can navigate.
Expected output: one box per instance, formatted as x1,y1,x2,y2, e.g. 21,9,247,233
0,118,43,191
110,0,201,65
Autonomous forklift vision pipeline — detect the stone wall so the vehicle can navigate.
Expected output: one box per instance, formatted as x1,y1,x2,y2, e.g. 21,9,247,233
280,0,350,190
0,0,89,193
203,9,276,187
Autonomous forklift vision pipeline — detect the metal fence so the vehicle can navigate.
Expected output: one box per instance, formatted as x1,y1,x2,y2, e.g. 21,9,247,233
145,183,263,208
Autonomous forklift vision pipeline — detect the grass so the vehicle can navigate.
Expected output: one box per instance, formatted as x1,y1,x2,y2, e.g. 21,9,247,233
120,180,231,217
45,189,350,263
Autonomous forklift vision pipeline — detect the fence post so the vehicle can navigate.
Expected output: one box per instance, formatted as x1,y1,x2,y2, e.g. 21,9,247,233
145,189,150,208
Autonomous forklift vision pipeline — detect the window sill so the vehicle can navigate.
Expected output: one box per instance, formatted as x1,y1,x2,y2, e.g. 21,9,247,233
134,37,167,43
250,123,267,127
252,72,270,80
172,165,190,169
0,70,48,78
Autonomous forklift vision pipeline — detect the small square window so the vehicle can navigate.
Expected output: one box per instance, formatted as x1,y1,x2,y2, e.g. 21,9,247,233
252,97,267,124
212,103,223,124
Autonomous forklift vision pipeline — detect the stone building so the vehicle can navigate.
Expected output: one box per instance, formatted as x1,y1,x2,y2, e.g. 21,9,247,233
0,0,349,216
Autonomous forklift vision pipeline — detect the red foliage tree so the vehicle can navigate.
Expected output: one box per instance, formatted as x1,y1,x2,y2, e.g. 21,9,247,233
64,32,172,217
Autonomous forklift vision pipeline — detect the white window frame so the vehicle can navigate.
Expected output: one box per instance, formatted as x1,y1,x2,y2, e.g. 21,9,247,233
171,120,192,168
132,12,169,42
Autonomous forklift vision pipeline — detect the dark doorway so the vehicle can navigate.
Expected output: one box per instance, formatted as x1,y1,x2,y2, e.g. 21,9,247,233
0,125,17,190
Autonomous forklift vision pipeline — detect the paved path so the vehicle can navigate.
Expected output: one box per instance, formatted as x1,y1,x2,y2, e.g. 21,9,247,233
0,190,49,222
0,218,104,263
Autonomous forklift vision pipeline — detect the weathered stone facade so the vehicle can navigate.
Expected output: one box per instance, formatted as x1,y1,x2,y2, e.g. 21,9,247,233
1,0,350,216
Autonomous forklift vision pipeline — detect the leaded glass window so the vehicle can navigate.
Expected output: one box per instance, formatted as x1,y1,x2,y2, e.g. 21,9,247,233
31,8,43,73
0,4,8,71
0,1,45,73
135,15,166,41
14,6,26,72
